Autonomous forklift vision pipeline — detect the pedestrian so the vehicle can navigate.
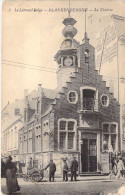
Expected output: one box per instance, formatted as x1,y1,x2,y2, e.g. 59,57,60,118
4,155,20,193
110,157,117,178
44,160,56,182
27,157,33,175
63,159,68,181
1,158,5,178
70,156,78,181
116,156,124,179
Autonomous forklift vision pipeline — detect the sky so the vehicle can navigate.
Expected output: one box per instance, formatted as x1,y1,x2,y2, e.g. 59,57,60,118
1,0,125,109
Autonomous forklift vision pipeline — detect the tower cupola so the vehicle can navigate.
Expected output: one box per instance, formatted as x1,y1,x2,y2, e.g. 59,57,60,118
54,12,79,90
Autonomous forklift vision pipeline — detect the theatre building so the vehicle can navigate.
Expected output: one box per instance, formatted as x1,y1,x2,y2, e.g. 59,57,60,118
18,13,120,175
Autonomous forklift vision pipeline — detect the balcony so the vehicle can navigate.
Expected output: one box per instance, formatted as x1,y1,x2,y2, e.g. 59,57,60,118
78,98,99,113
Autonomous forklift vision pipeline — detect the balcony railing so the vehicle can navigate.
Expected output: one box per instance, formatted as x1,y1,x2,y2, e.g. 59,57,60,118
79,98,98,112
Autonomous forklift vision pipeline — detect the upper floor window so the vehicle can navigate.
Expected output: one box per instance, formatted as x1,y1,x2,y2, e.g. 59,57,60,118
101,94,109,107
15,108,20,115
58,119,77,150
35,125,41,136
68,91,78,104
85,49,89,63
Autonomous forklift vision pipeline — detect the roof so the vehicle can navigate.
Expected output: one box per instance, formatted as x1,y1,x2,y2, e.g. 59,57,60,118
28,88,58,100
2,115,23,131
42,88,58,99
2,87,58,130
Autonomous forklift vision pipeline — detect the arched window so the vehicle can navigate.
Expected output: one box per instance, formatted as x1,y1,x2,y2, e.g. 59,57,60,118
85,49,89,63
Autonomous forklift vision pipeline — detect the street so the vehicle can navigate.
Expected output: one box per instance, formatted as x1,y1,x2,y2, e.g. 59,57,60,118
1,177,125,195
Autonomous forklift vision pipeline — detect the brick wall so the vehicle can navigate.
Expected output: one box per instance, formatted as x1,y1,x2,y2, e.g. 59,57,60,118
52,42,120,152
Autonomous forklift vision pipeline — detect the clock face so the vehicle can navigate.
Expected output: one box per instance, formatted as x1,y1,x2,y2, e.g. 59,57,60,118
64,57,73,66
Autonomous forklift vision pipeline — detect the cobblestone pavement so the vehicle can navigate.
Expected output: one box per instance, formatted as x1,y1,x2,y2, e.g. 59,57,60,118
1,178,125,195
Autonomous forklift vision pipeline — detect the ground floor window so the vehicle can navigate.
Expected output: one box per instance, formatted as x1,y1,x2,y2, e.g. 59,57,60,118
58,119,76,150
102,123,118,152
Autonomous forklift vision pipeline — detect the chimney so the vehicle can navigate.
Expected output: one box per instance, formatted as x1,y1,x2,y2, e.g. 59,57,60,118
38,84,42,96
24,89,28,98
36,84,42,115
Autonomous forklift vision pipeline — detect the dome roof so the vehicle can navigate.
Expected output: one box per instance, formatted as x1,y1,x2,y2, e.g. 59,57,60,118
62,25,77,38
62,17,77,26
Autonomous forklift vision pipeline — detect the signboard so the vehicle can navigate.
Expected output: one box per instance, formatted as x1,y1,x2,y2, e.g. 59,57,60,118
101,153,109,173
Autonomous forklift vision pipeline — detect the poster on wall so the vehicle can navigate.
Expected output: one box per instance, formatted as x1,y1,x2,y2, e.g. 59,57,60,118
1,0,125,194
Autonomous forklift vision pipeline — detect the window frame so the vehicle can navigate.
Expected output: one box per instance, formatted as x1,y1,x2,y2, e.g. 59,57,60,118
35,124,41,152
58,118,77,151
80,86,98,111
100,94,109,107
67,91,78,104
102,122,118,152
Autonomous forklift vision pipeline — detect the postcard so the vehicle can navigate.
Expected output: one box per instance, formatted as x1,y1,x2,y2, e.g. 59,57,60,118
1,0,125,194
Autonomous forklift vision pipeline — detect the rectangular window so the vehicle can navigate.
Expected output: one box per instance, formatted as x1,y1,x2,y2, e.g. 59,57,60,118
68,121,74,131
102,123,118,152
60,132,66,149
111,134,116,151
68,132,74,149
60,121,66,130
59,120,76,150
103,134,109,150
110,124,116,133
103,124,109,133
15,108,20,115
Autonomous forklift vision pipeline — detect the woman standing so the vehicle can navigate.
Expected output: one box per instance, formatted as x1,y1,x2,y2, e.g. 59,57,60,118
5,155,20,193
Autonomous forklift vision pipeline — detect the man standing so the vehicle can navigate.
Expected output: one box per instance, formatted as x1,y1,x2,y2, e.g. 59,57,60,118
44,160,56,182
70,156,78,181
27,157,32,175
63,159,68,181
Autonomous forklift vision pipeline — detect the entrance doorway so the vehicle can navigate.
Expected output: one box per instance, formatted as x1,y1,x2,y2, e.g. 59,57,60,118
81,139,97,172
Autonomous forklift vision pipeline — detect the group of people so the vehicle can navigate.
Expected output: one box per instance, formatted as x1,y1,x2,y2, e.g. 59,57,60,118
44,156,78,182
110,155,125,179
1,155,20,194
2,154,124,194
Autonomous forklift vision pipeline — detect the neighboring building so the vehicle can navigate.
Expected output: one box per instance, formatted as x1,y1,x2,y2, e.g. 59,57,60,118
94,14,125,151
1,99,24,158
2,117,23,162
122,104,125,150
18,13,120,176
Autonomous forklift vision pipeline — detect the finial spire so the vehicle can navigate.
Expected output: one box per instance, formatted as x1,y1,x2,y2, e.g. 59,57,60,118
83,9,89,43
85,9,86,35
68,0,71,17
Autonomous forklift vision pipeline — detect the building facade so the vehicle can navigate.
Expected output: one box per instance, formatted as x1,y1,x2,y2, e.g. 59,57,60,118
18,13,120,176
1,99,24,160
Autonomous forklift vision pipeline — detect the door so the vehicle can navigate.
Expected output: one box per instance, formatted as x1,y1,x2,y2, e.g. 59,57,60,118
81,139,97,172
81,139,88,172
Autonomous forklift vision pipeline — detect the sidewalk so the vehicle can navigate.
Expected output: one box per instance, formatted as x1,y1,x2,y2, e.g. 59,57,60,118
43,174,111,182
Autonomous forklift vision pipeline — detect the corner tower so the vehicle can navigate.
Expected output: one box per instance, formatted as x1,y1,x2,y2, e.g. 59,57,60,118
54,13,79,90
